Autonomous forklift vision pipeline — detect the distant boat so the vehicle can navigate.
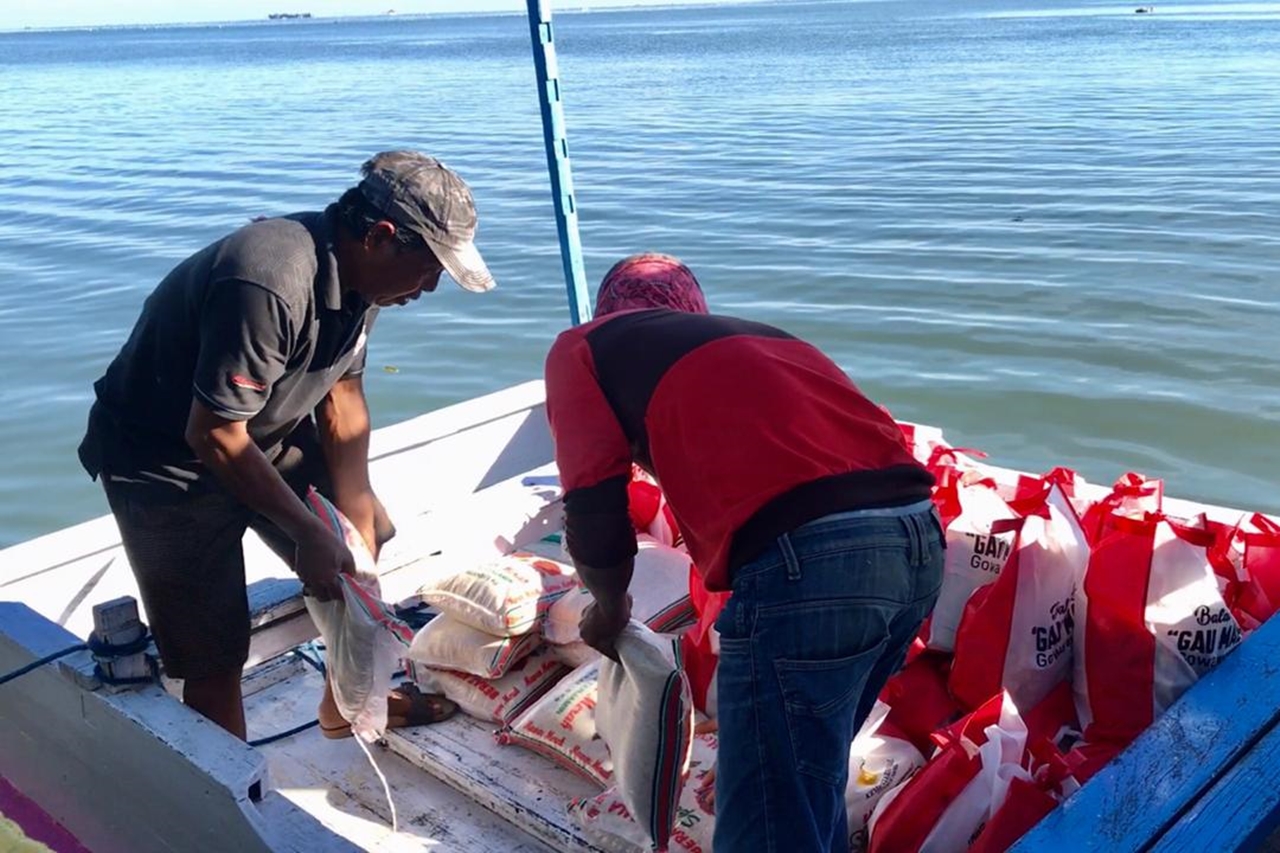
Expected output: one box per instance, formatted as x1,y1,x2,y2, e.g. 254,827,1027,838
267,12,312,19
1135,5,1154,12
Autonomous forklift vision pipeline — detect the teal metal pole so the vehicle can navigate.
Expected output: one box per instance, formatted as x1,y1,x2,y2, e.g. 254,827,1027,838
526,0,592,325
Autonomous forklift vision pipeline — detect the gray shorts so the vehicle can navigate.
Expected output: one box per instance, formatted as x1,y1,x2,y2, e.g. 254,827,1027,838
101,426,330,680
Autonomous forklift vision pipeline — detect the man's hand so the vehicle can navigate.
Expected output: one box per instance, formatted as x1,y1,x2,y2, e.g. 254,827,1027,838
294,525,355,601
696,765,717,815
579,595,632,661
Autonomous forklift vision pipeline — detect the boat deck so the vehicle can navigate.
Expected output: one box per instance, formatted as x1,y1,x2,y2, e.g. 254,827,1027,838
243,651,566,853
7,381,1280,852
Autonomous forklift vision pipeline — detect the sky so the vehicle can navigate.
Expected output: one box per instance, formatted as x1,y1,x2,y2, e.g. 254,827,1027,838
2,0,707,30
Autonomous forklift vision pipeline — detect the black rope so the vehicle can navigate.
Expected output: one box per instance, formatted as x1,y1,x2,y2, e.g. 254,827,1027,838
249,719,319,747
0,642,89,687
246,646,329,747
87,629,153,659
0,626,161,688
87,626,160,686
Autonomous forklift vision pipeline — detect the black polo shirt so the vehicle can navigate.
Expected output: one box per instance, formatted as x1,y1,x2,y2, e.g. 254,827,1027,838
78,206,378,490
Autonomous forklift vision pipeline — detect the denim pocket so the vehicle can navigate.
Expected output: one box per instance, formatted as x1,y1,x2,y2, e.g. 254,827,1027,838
774,638,887,786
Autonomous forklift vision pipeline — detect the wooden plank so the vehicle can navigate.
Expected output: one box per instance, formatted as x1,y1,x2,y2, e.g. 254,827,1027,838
245,661,555,852
384,713,607,853
1151,718,1280,852
1012,609,1280,852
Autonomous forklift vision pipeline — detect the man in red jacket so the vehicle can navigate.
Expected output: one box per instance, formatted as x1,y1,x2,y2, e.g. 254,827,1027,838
544,253,944,853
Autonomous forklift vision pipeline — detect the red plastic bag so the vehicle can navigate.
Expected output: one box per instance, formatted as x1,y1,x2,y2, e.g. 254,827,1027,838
868,692,1028,853
1208,512,1280,630
876,651,960,756
681,563,729,717
628,466,682,548
966,732,1086,853
1078,471,1162,545
1073,496,1244,745
949,482,1089,712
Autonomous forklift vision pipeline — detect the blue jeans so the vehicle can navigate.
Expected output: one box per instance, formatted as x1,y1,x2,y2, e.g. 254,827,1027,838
712,501,944,853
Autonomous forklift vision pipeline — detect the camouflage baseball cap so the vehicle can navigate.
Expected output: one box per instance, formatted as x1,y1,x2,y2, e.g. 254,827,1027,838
357,150,496,293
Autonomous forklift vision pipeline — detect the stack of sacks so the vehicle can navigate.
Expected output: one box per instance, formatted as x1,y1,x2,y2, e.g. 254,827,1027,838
504,623,696,853
546,535,698,668
497,660,614,787
854,463,1277,853
402,551,579,722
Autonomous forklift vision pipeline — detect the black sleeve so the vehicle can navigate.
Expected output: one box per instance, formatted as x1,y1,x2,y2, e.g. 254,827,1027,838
563,475,638,569
191,279,294,420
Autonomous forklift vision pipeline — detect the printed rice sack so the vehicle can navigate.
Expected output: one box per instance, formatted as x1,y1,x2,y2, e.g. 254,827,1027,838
949,482,1089,711
411,646,569,725
570,729,718,853
847,702,928,853
404,614,540,679
417,551,578,637
596,622,695,851
1074,498,1245,746
499,660,613,787
923,472,1020,652
301,489,415,742
545,536,696,645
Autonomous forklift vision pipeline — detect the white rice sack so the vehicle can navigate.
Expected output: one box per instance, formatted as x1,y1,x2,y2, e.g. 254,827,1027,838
418,551,579,637
404,614,541,679
571,728,718,853
545,536,696,645
413,647,570,725
498,661,613,787
300,489,415,743
597,622,695,851
846,702,927,852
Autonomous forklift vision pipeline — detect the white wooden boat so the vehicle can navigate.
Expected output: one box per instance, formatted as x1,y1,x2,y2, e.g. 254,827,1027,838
4,376,1276,853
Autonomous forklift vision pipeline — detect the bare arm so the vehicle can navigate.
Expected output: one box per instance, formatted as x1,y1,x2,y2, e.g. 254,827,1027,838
314,374,382,558
185,400,351,599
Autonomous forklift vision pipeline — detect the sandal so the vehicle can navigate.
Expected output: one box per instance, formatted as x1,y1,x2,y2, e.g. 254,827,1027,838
319,682,458,739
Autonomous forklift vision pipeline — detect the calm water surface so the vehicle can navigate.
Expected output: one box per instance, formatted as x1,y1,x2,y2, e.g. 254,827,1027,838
1,0,1278,548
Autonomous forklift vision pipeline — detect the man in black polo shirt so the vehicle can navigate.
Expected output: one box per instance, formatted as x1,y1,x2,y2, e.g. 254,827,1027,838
77,151,494,738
